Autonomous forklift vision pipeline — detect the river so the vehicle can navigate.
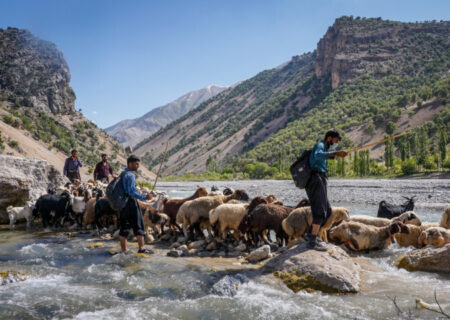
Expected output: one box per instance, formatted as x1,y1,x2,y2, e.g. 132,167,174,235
0,179,449,319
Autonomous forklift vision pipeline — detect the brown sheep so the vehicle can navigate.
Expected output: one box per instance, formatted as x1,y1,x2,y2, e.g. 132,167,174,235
177,189,250,240
440,205,450,229
328,221,410,251
163,187,208,230
83,190,104,229
350,211,421,228
418,227,450,247
394,225,423,248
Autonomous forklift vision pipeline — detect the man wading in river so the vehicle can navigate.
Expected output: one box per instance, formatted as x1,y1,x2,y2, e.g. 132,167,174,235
119,155,153,254
305,129,348,251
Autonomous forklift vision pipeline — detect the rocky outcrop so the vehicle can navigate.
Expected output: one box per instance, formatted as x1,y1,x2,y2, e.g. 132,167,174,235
264,243,361,293
0,27,75,114
395,244,450,273
0,155,68,223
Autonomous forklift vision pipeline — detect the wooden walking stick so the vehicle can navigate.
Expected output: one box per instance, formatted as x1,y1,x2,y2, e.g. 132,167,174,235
152,142,169,191
347,131,410,154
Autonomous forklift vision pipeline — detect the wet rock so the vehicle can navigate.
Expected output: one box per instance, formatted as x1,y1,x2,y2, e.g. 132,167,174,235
170,242,181,249
205,241,217,251
234,243,247,252
145,234,155,243
197,251,212,257
265,242,361,294
1,270,26,285
177,236,187,243
178,245,189,255
247,245,271,262
395,244,450,273
167,249,183,257
228,251,242,257
269,243,279,252
188,240,206,250
160,233,172,241
0,155,68,223
287,238,305,249
188,249,198,256
212,274,249,296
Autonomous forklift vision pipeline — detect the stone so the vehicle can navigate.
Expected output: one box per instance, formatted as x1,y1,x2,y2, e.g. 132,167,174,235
167,249,183,258
178,245,189,254
0,155,68,223
160,233,172,241
170,242,181,249
247,245,271,263
234,243,247,252
264,242,361,293
188,249,198,256
177,236,187,243
395,244,450,273
205,241,217,251
1,270,27,285
188,240,206,250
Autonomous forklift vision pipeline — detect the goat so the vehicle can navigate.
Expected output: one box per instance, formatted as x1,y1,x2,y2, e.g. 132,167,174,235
83,189,103,229
7,201,35,229
142,207,169,237
377,196,416,219
33,191,73,228
94,198,119,230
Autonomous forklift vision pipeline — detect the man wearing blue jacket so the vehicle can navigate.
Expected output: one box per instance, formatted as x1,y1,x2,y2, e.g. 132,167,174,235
119,155,153,254
305,129,347,251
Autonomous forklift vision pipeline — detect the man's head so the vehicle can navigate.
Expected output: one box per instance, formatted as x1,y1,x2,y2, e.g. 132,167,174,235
101,154,107,162
324,129,342,148
71,149,78,158
127,155,140,171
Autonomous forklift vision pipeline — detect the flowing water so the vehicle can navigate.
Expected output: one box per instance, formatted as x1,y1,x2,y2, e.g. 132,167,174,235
0,179,449,320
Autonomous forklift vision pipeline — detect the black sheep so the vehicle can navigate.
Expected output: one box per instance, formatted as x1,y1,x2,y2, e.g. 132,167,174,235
33,191,73,228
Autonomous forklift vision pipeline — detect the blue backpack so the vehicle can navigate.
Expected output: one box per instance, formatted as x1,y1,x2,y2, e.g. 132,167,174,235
106,171,130,211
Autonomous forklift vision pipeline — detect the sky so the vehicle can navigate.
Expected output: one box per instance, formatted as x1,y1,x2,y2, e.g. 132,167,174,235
0,0,449,128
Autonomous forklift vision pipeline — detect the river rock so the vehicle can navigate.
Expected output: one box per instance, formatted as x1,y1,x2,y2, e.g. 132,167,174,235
395,244,450,273
167,249,183,258
264,242,361,293
247,245,271,262
178,245,189,254
188,240,206,249
205,241,217,251
1,270,26,285
234,243,247,252
0,155,68,223
177,236,186,243
170,242,181,249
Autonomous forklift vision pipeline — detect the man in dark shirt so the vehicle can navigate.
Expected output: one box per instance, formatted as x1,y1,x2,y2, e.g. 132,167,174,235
63,149,83,183
93,154,114,183
305,129,348,251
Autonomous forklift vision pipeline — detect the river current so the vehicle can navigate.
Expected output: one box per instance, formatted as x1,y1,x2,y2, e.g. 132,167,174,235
0,179,449,319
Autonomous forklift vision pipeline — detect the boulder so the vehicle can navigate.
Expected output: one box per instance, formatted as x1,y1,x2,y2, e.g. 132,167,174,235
167,249,183,258
234,243,247,252
395,244,450,273
0,155,68,223
264,243,361,294
188,240,206,250
247,245,271,262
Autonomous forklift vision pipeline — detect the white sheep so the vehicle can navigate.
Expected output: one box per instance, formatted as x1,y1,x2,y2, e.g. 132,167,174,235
440,205,450,229
418,227,450,247
209,203,248,241
7,201,35,229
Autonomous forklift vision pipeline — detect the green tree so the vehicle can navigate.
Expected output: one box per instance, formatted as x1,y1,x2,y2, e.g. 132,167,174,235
386,121,396,135
206,155,218,172
385,138,394,169
439,126,448,163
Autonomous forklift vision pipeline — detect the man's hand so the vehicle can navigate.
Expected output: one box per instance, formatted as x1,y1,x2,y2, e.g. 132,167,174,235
145,193,153,200
334,151,348,157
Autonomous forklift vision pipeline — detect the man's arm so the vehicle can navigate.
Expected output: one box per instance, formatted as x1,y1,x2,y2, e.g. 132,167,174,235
312,143,335,160
123,173,147,200
77,159,83,167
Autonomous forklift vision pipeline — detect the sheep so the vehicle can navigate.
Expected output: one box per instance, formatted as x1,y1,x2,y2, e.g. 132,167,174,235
177,189,249,240
142,207,170,237
394,225,423,248
83,189,103,229
420,222,440,229
163,187,208,230
281,207,350,242
94,198,119,230
139,192,168,212
418,227,450,247
328,221,409,251
7,201,35,229
69,196,86,226
440,205,450,229
209,196,267,241
350,211,421,228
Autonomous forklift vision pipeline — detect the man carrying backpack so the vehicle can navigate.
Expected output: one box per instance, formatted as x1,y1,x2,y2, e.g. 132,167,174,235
304,129,347,251
118,155,153,254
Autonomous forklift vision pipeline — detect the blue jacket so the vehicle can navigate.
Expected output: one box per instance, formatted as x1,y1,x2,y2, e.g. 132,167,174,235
122,168,146,200
309,140,334,173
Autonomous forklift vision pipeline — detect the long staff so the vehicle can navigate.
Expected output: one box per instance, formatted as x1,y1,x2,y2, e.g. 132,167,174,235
152,142,169,190
347,131,410,154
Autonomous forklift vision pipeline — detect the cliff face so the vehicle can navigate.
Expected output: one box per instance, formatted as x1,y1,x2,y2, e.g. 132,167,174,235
315,17,450,89
0,27,75,114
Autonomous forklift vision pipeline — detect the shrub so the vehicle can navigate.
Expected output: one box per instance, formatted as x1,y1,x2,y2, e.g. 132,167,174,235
3,115,14,125
423,155,437,170
8,140,19,149
401,158,418,175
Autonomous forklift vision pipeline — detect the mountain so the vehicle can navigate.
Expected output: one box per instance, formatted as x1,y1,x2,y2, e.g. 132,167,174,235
134,17,449,175
105,85,228,147
0,27,155,180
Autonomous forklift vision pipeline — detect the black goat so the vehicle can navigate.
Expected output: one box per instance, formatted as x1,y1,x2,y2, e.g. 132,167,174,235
33,191,73,228
377,196,416,219
94,198,119,230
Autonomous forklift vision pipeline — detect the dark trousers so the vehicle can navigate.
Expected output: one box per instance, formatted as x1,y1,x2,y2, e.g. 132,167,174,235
66,171,81,183
305,171,331,226
119,198,145,237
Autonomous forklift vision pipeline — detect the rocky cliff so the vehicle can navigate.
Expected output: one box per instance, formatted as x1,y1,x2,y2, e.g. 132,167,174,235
106,85,228,147
0,27,75,114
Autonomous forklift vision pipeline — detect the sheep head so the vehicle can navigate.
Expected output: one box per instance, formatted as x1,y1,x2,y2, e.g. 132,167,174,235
196,187,209,197
234,189,250,201
333,207,350,222
389,222,409,235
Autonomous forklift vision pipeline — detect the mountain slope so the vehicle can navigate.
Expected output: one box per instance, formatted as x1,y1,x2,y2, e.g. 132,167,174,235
135,17,449,175
0,27,155,180
105,85,227,147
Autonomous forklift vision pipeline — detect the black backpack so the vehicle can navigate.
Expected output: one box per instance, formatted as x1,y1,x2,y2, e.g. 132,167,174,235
105,171,130,211
290,149,312,189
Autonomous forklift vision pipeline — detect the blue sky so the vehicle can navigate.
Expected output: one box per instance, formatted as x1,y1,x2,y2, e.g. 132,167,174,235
1,0,449,128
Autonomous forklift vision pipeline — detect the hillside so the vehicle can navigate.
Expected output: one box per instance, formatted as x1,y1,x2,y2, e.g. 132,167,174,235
0,27,155,180
134,17,449,176
105,85,227,147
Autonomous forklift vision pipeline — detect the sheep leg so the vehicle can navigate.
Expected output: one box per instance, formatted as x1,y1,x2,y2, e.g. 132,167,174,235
262,230,270,244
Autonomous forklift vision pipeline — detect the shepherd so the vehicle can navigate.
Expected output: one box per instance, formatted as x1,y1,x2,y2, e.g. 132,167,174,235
93,153,115,183
63,149,83,183
304,129,348,251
